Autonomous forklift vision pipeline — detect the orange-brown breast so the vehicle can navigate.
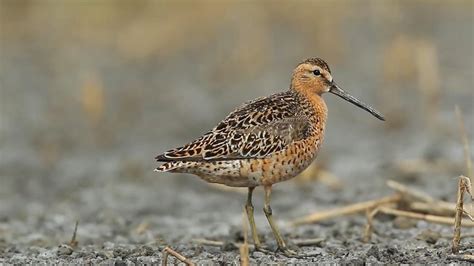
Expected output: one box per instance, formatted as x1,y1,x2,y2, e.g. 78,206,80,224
240,133,323,186
241,94,327,186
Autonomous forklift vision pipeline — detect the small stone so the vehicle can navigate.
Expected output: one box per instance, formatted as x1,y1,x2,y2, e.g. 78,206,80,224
113,247,131,258
393,217,417,229
135,245,154,256
366,245,380,260
385,247,398,256
252,251,264,258
56,244,73,256
100,250,114,259
416,229,441,244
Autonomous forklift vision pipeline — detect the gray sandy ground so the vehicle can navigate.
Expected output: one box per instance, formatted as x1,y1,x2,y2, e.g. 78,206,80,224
1,130,474,264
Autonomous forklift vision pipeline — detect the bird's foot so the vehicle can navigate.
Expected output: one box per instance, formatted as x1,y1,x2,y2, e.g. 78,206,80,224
276,246,319,258
278,246,298,257
253,245,273,255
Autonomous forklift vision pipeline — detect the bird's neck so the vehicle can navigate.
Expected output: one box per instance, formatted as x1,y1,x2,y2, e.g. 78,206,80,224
289,87,328,152
310,93,328,127
291,87,328,129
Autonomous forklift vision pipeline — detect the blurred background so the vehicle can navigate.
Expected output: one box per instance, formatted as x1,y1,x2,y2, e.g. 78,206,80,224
0,0,473,262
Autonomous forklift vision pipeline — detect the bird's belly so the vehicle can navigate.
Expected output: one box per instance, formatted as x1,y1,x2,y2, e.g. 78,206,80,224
186,160,259,187
240,139,321,186
180,139,322,187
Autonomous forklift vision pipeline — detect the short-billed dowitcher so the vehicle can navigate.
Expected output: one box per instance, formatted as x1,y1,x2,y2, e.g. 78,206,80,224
155,58,385,257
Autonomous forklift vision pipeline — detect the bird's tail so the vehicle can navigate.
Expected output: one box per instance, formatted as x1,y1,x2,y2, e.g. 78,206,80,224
154,160,197,173
155,153,175,172
154,163,171,172
155,153,200,172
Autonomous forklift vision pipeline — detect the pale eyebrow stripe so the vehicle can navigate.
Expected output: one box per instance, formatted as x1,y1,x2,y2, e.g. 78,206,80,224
324,72,333,82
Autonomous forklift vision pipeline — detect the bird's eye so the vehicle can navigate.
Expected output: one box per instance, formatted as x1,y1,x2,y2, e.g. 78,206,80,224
313,69,321,76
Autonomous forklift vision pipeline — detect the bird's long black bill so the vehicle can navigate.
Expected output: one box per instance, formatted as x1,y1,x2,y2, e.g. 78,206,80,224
330,84,385,121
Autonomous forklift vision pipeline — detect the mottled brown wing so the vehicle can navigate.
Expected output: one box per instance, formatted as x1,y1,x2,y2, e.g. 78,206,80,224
156,91,310,161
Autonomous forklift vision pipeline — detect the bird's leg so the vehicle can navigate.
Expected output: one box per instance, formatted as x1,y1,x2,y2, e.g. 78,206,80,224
245,187,269,253
263,185,298,257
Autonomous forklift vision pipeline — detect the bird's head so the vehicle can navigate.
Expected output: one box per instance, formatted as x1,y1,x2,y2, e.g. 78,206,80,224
291,57,385,121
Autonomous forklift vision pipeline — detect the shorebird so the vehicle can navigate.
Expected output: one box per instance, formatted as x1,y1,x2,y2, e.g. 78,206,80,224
155,58,385,257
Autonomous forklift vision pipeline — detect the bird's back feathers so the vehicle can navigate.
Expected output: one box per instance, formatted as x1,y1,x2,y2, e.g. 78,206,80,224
155,90,315,162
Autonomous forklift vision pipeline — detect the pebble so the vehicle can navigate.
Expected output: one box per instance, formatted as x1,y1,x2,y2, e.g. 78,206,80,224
393,217,417,229
252,251,264,258
57,244,74,256
366,245,380,260
416,229,441,244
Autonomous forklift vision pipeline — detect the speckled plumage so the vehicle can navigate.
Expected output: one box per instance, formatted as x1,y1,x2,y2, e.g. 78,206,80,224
155,87,327,187
154,58,384,257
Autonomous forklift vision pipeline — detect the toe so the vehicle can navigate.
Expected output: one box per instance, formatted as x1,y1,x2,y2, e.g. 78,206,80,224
254,245,272,254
